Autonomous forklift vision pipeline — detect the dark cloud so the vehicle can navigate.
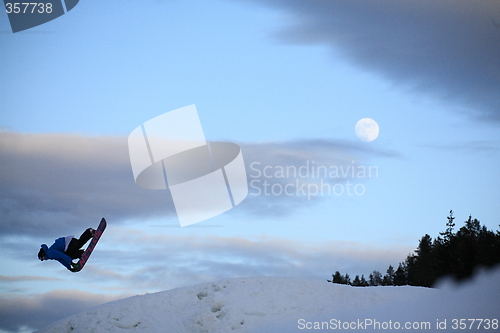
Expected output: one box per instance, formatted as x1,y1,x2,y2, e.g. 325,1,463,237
0,131,397,237
238,138,398,217
422,140,500,154
0,131,176,237
238,0,500,121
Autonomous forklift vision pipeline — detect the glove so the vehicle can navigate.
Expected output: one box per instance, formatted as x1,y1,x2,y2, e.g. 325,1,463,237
70,262,79,272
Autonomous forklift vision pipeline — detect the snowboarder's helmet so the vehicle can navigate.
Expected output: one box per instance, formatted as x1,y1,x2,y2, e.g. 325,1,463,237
38,248,45,260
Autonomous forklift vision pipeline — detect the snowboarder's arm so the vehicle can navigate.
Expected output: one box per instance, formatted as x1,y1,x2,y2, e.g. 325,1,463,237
56,257,73,270
46,248,73,270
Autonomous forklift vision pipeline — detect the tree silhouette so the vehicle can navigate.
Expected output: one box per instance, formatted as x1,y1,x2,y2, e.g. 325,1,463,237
329,211,500,287
383,265,395,286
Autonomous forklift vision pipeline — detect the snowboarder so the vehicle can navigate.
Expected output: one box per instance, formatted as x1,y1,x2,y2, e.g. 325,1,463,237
38,227,96,272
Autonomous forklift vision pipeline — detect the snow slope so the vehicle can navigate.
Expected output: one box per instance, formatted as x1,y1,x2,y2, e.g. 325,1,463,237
35,269,500,333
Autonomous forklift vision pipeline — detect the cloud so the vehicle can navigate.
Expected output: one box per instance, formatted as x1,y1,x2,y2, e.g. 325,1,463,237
0,275,63,282
0,290,124,333
0,131,398,237
235,138,398,217
239,0,500,121
73,227,412,293
4,226,499,332
422,140,500,154
0,225,413,332
0,131,176,237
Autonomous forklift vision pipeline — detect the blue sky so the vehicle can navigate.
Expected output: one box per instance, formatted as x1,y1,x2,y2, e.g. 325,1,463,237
1,0,499,332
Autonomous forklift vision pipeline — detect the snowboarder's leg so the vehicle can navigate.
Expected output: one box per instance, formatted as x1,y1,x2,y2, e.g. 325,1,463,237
65,228,94,259
65,239,82,259
75,228,94,247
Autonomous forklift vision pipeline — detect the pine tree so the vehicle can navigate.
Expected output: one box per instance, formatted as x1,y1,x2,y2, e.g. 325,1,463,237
369,271,383,286
327,271,344,284
440,210,455,243
413,234,436,287
454,216,481,280
352,275,361,286
360,275,369,286
328,211,500,288
383,265,395,286
393,263,407,285
405,255,417,286
344,273,351,285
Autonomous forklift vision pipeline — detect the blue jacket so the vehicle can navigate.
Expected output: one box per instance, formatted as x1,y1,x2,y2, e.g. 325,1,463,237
41,237,72,270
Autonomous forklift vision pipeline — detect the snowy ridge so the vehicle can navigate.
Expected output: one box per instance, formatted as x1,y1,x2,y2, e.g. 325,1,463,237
35,270,500,333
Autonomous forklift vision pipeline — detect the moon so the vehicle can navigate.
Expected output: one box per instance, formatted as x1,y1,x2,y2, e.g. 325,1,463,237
355,118,379,142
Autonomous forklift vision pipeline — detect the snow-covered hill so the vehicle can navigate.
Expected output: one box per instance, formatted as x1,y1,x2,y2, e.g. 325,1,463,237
35,269,500,333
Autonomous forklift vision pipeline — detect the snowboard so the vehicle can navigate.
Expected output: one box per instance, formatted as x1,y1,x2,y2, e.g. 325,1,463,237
72,218,107,272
